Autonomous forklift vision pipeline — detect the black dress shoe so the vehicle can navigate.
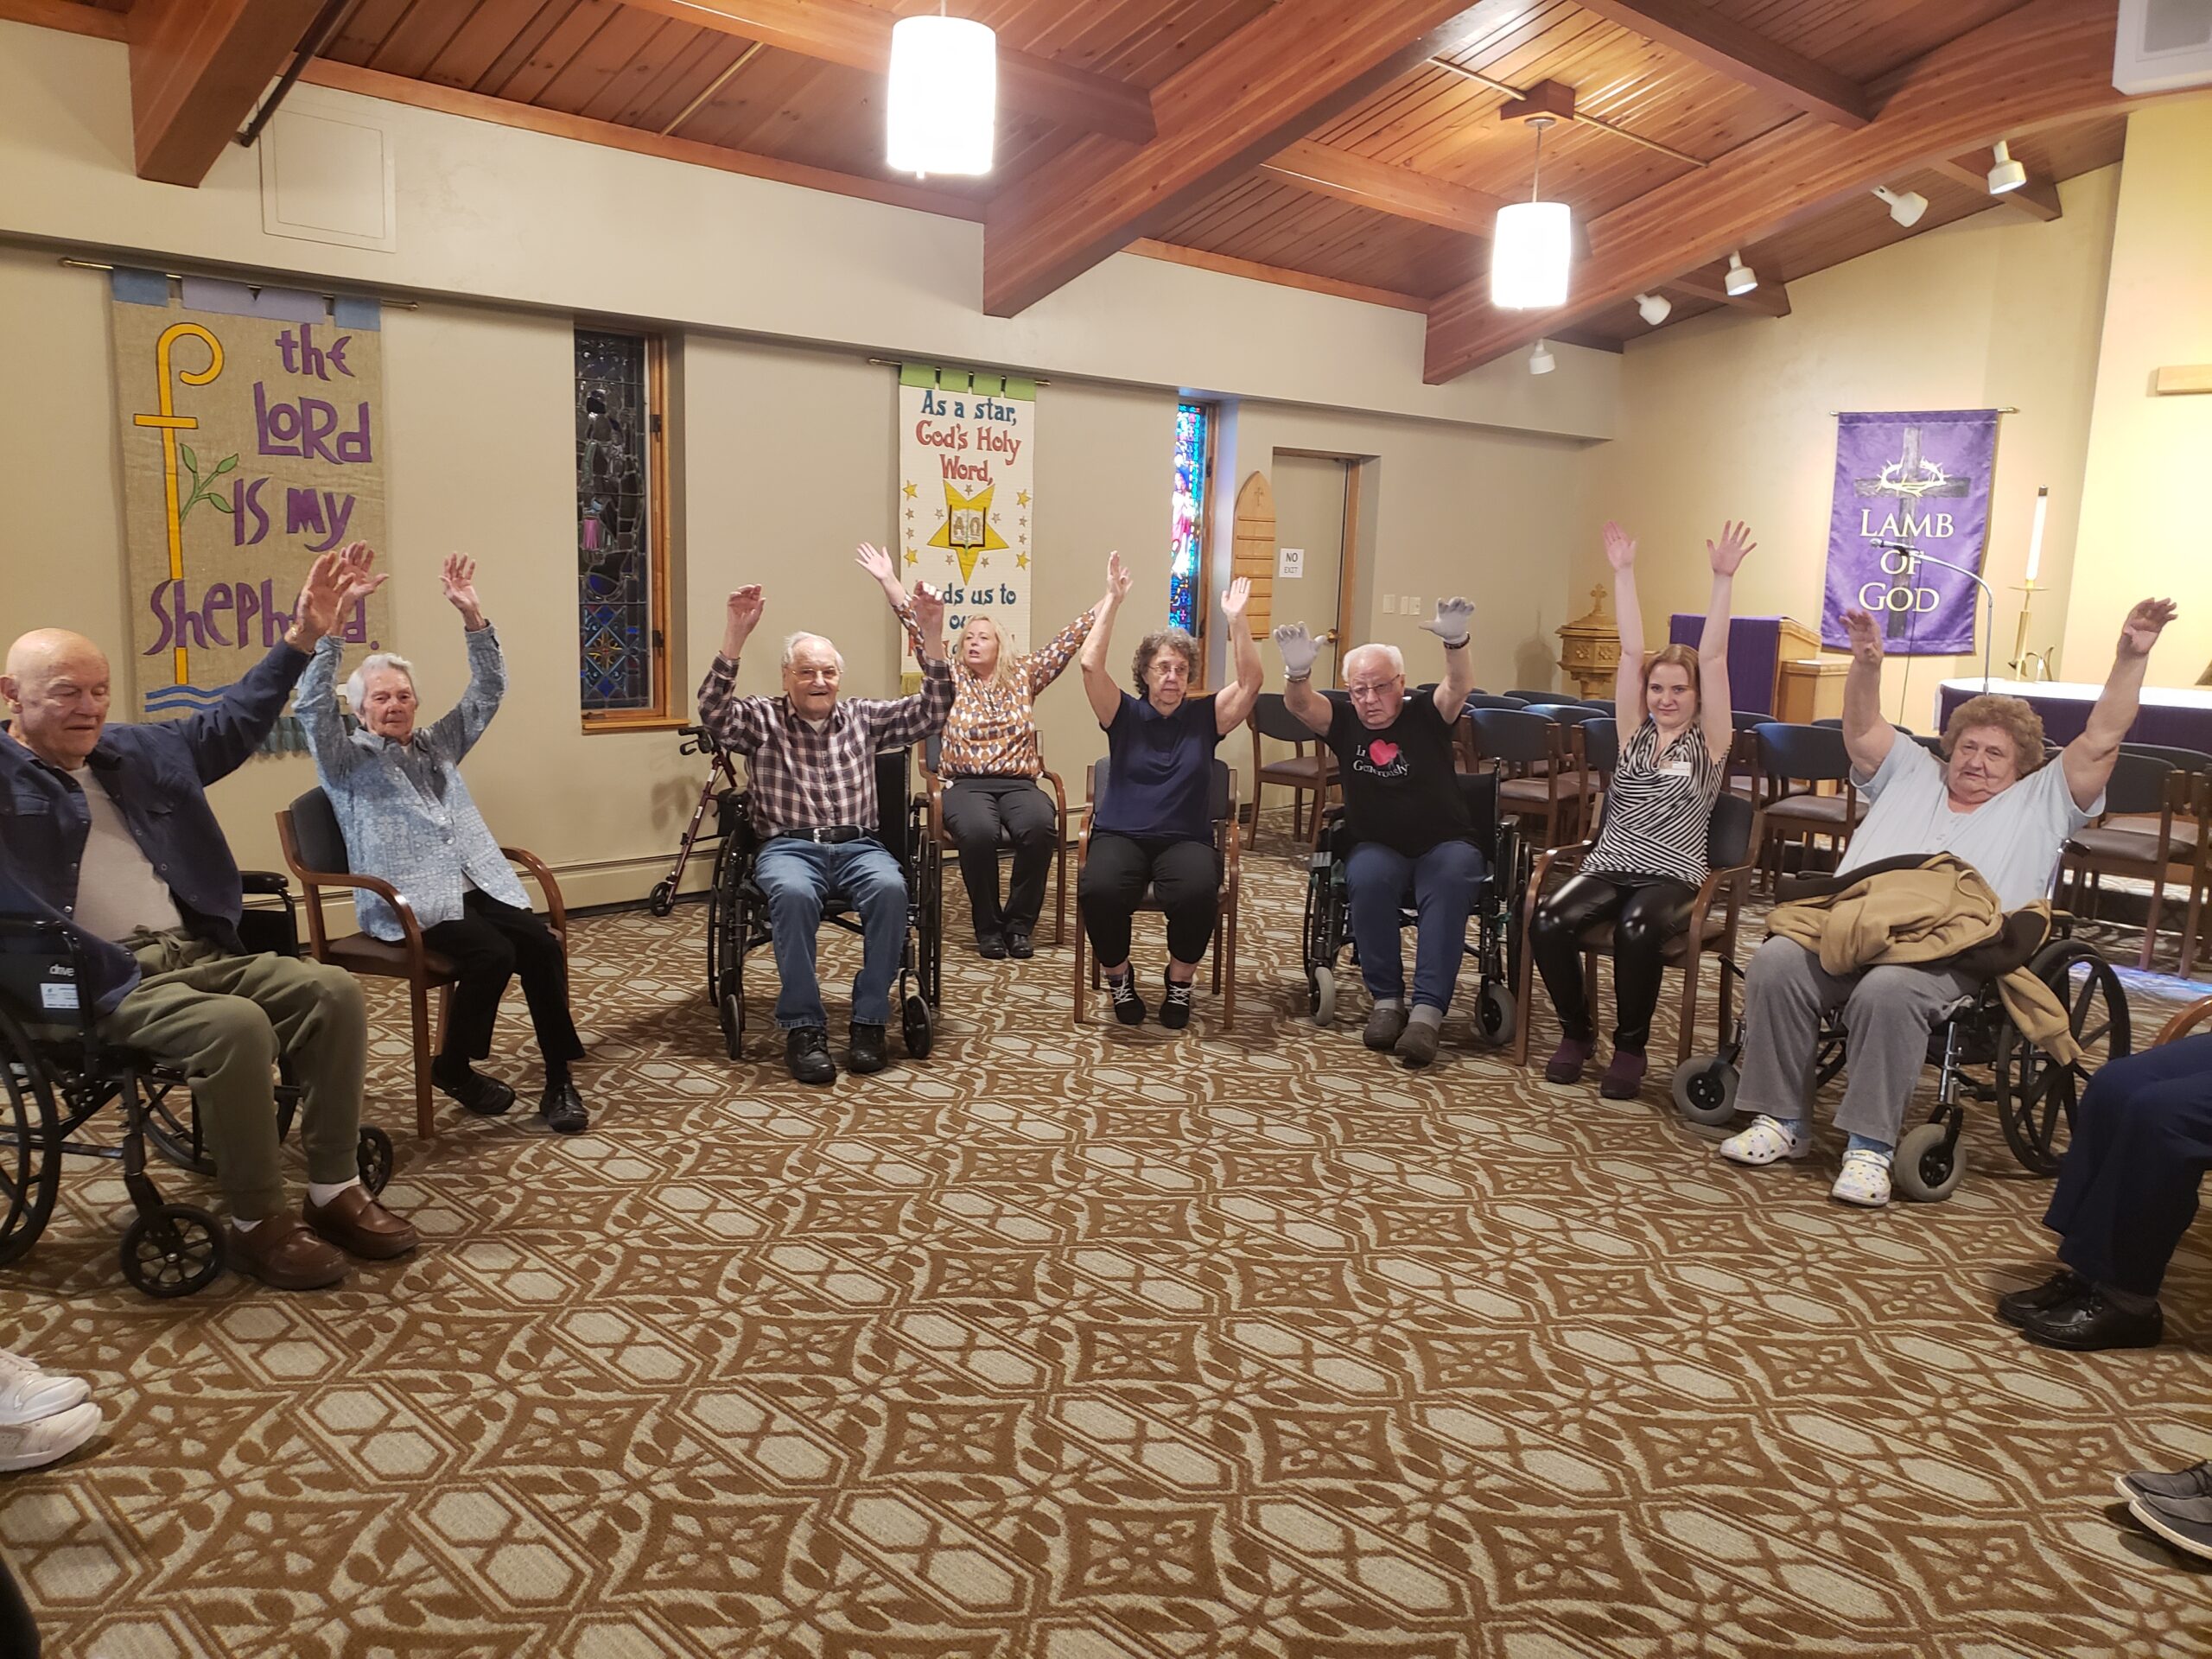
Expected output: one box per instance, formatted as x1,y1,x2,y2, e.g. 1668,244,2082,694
436,1066,517,1116
1996,1268,2085,1330
2019,1287,2163,1352
539,1080,588,1135
1006,928,1033,960
848,1022,889,1075
976,931,1008,960
785,1027,836,1085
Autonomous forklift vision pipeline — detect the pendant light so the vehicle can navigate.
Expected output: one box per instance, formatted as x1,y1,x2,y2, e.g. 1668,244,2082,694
1491,115,1570,309
886,9,997,178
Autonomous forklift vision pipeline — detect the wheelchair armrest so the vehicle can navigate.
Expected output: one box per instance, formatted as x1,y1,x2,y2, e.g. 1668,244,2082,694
239,870,291,898
500,846,568,942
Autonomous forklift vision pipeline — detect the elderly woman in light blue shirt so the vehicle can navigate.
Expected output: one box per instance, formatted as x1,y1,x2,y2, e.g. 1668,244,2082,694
296,546,588,1134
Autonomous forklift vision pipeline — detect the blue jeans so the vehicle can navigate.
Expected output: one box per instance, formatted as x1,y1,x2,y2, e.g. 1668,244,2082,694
1345,838,1483,1012
752,837,909,1030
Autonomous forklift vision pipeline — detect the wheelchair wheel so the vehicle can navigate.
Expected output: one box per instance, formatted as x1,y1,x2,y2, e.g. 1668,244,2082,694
119,1203,225,1299
1892,1120,1965,1204
1474,982,1516,1048
1307,966,1336,1027
0,1016,62,1270
902,995,933,1059
356,1125,394,1196
1994,940,2129,1178
1672,1054,1739,1126
721,993,745,1063
649,880,677,918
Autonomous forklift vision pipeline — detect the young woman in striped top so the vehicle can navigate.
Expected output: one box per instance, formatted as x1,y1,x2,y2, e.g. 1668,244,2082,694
1530,518,1756,1098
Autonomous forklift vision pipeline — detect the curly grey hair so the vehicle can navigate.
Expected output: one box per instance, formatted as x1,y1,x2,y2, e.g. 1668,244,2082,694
1131,627,1199,698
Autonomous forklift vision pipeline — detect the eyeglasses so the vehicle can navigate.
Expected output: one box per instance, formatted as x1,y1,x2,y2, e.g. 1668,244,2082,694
1345,678,1402,699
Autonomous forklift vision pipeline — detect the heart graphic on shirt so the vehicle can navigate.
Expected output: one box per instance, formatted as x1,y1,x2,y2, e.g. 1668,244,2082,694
1367,740,1400,767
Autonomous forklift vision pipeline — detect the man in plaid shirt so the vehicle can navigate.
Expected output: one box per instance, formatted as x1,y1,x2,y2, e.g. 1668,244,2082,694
697,578,951,1084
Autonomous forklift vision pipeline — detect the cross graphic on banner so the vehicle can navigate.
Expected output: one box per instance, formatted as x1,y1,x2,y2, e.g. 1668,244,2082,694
1853,424,1974,638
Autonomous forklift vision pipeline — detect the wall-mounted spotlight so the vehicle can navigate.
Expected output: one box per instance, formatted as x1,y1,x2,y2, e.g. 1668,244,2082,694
1872,185,1929,227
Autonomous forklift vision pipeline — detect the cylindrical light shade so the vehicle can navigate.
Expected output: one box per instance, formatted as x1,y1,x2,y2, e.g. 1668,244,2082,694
887,16,996,177
1491,200,1572,309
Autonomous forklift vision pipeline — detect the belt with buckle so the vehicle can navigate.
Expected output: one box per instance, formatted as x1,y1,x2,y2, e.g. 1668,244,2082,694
778,826,868,844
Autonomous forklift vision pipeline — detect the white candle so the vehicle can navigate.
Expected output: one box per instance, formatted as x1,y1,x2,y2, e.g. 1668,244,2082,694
2025,486,2049,582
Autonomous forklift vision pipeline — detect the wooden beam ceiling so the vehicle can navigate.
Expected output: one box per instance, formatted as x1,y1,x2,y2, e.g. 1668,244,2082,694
128,0,327,185
1662,260,1790,318
1570,0,1871,128
620,0,1156,145
1929,155,2064,220
1257,138,1505,236
982,0,1480,319
1423,0,2135,382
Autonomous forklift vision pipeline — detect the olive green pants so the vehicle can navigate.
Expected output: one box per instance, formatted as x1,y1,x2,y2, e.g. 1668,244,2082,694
98,932,366,1220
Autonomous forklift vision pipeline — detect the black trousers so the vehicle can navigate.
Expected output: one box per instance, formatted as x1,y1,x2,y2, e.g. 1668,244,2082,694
423,890,583,1074
1530,871,1697,1051
940,776,1058,937
1079,832,1220,966
2044,1032,2212,1295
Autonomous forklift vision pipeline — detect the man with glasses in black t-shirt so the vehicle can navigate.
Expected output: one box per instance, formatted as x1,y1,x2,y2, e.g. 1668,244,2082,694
1274,601,1478,1067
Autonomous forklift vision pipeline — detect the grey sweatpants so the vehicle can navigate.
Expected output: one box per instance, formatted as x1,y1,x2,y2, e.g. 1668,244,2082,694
1736,936,1976,1147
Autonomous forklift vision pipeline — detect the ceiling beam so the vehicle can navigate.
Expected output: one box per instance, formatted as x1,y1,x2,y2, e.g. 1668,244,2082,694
982,0,1480,319
1423,0,2135,382
1257,139,1506,236
0,0,126,40
1929,155,2064,220
620,0,1154,144
1662,260,1790,318
1571,0,1870,127
128,0,328,185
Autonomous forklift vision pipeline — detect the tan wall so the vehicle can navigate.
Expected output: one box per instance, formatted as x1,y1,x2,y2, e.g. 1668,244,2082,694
2060,101,2212,683
1580,166,2122,728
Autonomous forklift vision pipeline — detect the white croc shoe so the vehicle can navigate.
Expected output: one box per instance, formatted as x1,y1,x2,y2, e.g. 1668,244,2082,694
1719,1115,1813,1167
0,1401,102,1472
0,1352,90,1427
1830,1149,1894,1208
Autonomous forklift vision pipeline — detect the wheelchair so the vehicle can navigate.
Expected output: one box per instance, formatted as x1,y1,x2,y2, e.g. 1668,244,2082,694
1670,921,2131,1202
1300,769,1522,1046
0,875,394,1299
704,747,943,1062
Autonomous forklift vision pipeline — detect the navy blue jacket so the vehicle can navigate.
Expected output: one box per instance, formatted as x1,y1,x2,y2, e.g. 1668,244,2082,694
0,643,309,1014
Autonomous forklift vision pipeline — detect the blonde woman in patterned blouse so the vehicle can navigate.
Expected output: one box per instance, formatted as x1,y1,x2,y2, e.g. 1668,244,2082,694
858,544,1109,960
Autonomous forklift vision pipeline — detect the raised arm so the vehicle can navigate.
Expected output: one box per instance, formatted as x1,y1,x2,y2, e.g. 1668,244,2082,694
1079,550,1130,728
423,553,505,760
2064,598,2177,810
1025,594,1103,694
859,543,929,667
697,585,772,753
1420,597,1475,720
295,637,358,775
1603,521,1643,715
1214,577,1262,734
1697,519,1754,762
1272,623,1332,735
866,584,955,747
1839,606,1896,779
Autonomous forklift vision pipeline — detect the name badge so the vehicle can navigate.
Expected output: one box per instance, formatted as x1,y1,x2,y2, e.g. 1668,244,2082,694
1660,760,1694,778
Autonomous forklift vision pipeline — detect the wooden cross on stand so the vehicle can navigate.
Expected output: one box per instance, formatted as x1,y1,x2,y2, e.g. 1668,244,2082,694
1852,423,1973,639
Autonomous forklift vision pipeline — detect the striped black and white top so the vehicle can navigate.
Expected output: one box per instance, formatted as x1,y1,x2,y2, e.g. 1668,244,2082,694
1584,717,1725,886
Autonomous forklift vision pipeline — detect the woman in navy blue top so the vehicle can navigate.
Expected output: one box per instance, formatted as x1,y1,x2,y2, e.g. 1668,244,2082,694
1077,551,1262,1029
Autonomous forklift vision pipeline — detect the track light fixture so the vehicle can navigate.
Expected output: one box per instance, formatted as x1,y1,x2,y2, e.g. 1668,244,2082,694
1872,185,1929,227
1634,292,1671,326
1528,340,1556,375
1987,139,2027,194
1723,251,1758,297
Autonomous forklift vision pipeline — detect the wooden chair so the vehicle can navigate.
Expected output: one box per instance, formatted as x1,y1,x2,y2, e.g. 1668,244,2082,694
1247,693,1338,850
2112,744,2212,976
276,788,567,1139
920,734,1070,946
2063,752,2196,972
1752,721,1862,890
1074,760,1241,1031
2154,994,2212,1046
1515,793,1763,1066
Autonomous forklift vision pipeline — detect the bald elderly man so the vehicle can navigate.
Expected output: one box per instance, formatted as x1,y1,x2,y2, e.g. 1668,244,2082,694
1273,601,1480,1067
0,553,416,1290
697,569,952,1084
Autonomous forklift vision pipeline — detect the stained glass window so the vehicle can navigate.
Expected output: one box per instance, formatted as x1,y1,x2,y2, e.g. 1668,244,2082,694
1169,402,1212,637
575,329,665,720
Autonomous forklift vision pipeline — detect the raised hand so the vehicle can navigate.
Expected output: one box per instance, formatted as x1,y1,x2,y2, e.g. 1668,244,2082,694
1602,521,1637,572
1273,623,1319,679
1421,596,1473,647
289,549,370,646
1707,519,1757,576
441,551,485,627
910,581,946,642
1842,606,1884,667
1105,550,1132,604
2118,597,2177,658
334,540,388,606
855,542,906,603
1220,576,1252,620
723,585,766,656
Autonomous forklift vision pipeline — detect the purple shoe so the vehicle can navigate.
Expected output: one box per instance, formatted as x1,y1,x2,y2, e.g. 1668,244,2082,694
1599,1046,1648,1099
1544,1036,1595,1084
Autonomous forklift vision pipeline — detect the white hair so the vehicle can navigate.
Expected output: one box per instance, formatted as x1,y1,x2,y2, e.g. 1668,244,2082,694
343,652,415,709
781,632,845,671
1344,642,1404,680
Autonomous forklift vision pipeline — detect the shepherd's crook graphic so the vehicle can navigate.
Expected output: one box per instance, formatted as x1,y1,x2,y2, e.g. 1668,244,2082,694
133,322,223,688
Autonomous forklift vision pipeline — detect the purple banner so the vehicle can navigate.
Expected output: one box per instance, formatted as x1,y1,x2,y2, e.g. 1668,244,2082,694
1822,410,1999,655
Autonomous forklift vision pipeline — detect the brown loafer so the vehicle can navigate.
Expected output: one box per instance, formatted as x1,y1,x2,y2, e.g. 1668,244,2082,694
226,1214,347,1291
303,1185,419,1261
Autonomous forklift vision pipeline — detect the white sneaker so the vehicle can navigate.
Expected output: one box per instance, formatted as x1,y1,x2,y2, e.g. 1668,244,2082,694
1719,1115,1813,1166
0,1352,90,1427
1830,1149,1893,1208
0,1401,102,1472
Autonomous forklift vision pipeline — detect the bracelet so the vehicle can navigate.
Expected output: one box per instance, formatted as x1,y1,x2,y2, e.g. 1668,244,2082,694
1283,671,1313,683
1439,634,1470,650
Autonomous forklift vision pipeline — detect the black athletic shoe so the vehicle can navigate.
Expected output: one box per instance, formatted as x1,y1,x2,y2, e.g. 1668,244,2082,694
785,1027,836,1085
538,1080,588,1135
1106,972,1145,1026
436,1065,517,1116
848,1023,889,1075
1996,1268,2085,1330
977,931,1008,960
1007,927,1034,960
2119,1459,2212,1507
1160,970,1195,1031
2019,1287,2163,1352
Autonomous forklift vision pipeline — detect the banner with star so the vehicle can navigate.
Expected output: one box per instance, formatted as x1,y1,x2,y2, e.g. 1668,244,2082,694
899,363,1035,656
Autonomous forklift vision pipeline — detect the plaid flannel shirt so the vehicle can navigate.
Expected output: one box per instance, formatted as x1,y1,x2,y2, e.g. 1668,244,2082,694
895,603,1095,779
696,650,952,837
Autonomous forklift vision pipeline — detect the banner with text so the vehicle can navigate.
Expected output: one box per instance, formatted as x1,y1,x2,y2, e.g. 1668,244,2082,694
111,272,391,732
1822,409,2000,655
899,363,1034,655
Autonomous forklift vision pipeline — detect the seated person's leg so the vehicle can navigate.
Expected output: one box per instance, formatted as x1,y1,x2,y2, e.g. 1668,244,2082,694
1824,962,1978,1207
1079,832,1150,1023
1720,936,1854,1167
1151,839,1221,1031
941,779,1011,955
833,839,912,1074
419,905,520,1115
997,782,1059,955
1600,878,1698,1097
465,892,589,1132
752,840,835,1082
1396,838,1482,1068
1530,874,1627,1082
1344,840,1414,1051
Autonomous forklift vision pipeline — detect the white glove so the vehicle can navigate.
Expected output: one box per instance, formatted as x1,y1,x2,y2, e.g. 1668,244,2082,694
1273,622,1320,679
1421,596,1473,649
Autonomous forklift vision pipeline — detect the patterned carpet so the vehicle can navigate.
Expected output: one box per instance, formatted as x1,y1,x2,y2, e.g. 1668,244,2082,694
3,813,2210,1658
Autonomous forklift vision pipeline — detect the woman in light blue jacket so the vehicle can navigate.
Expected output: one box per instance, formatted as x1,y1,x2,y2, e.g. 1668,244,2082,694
297,547,588,1134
